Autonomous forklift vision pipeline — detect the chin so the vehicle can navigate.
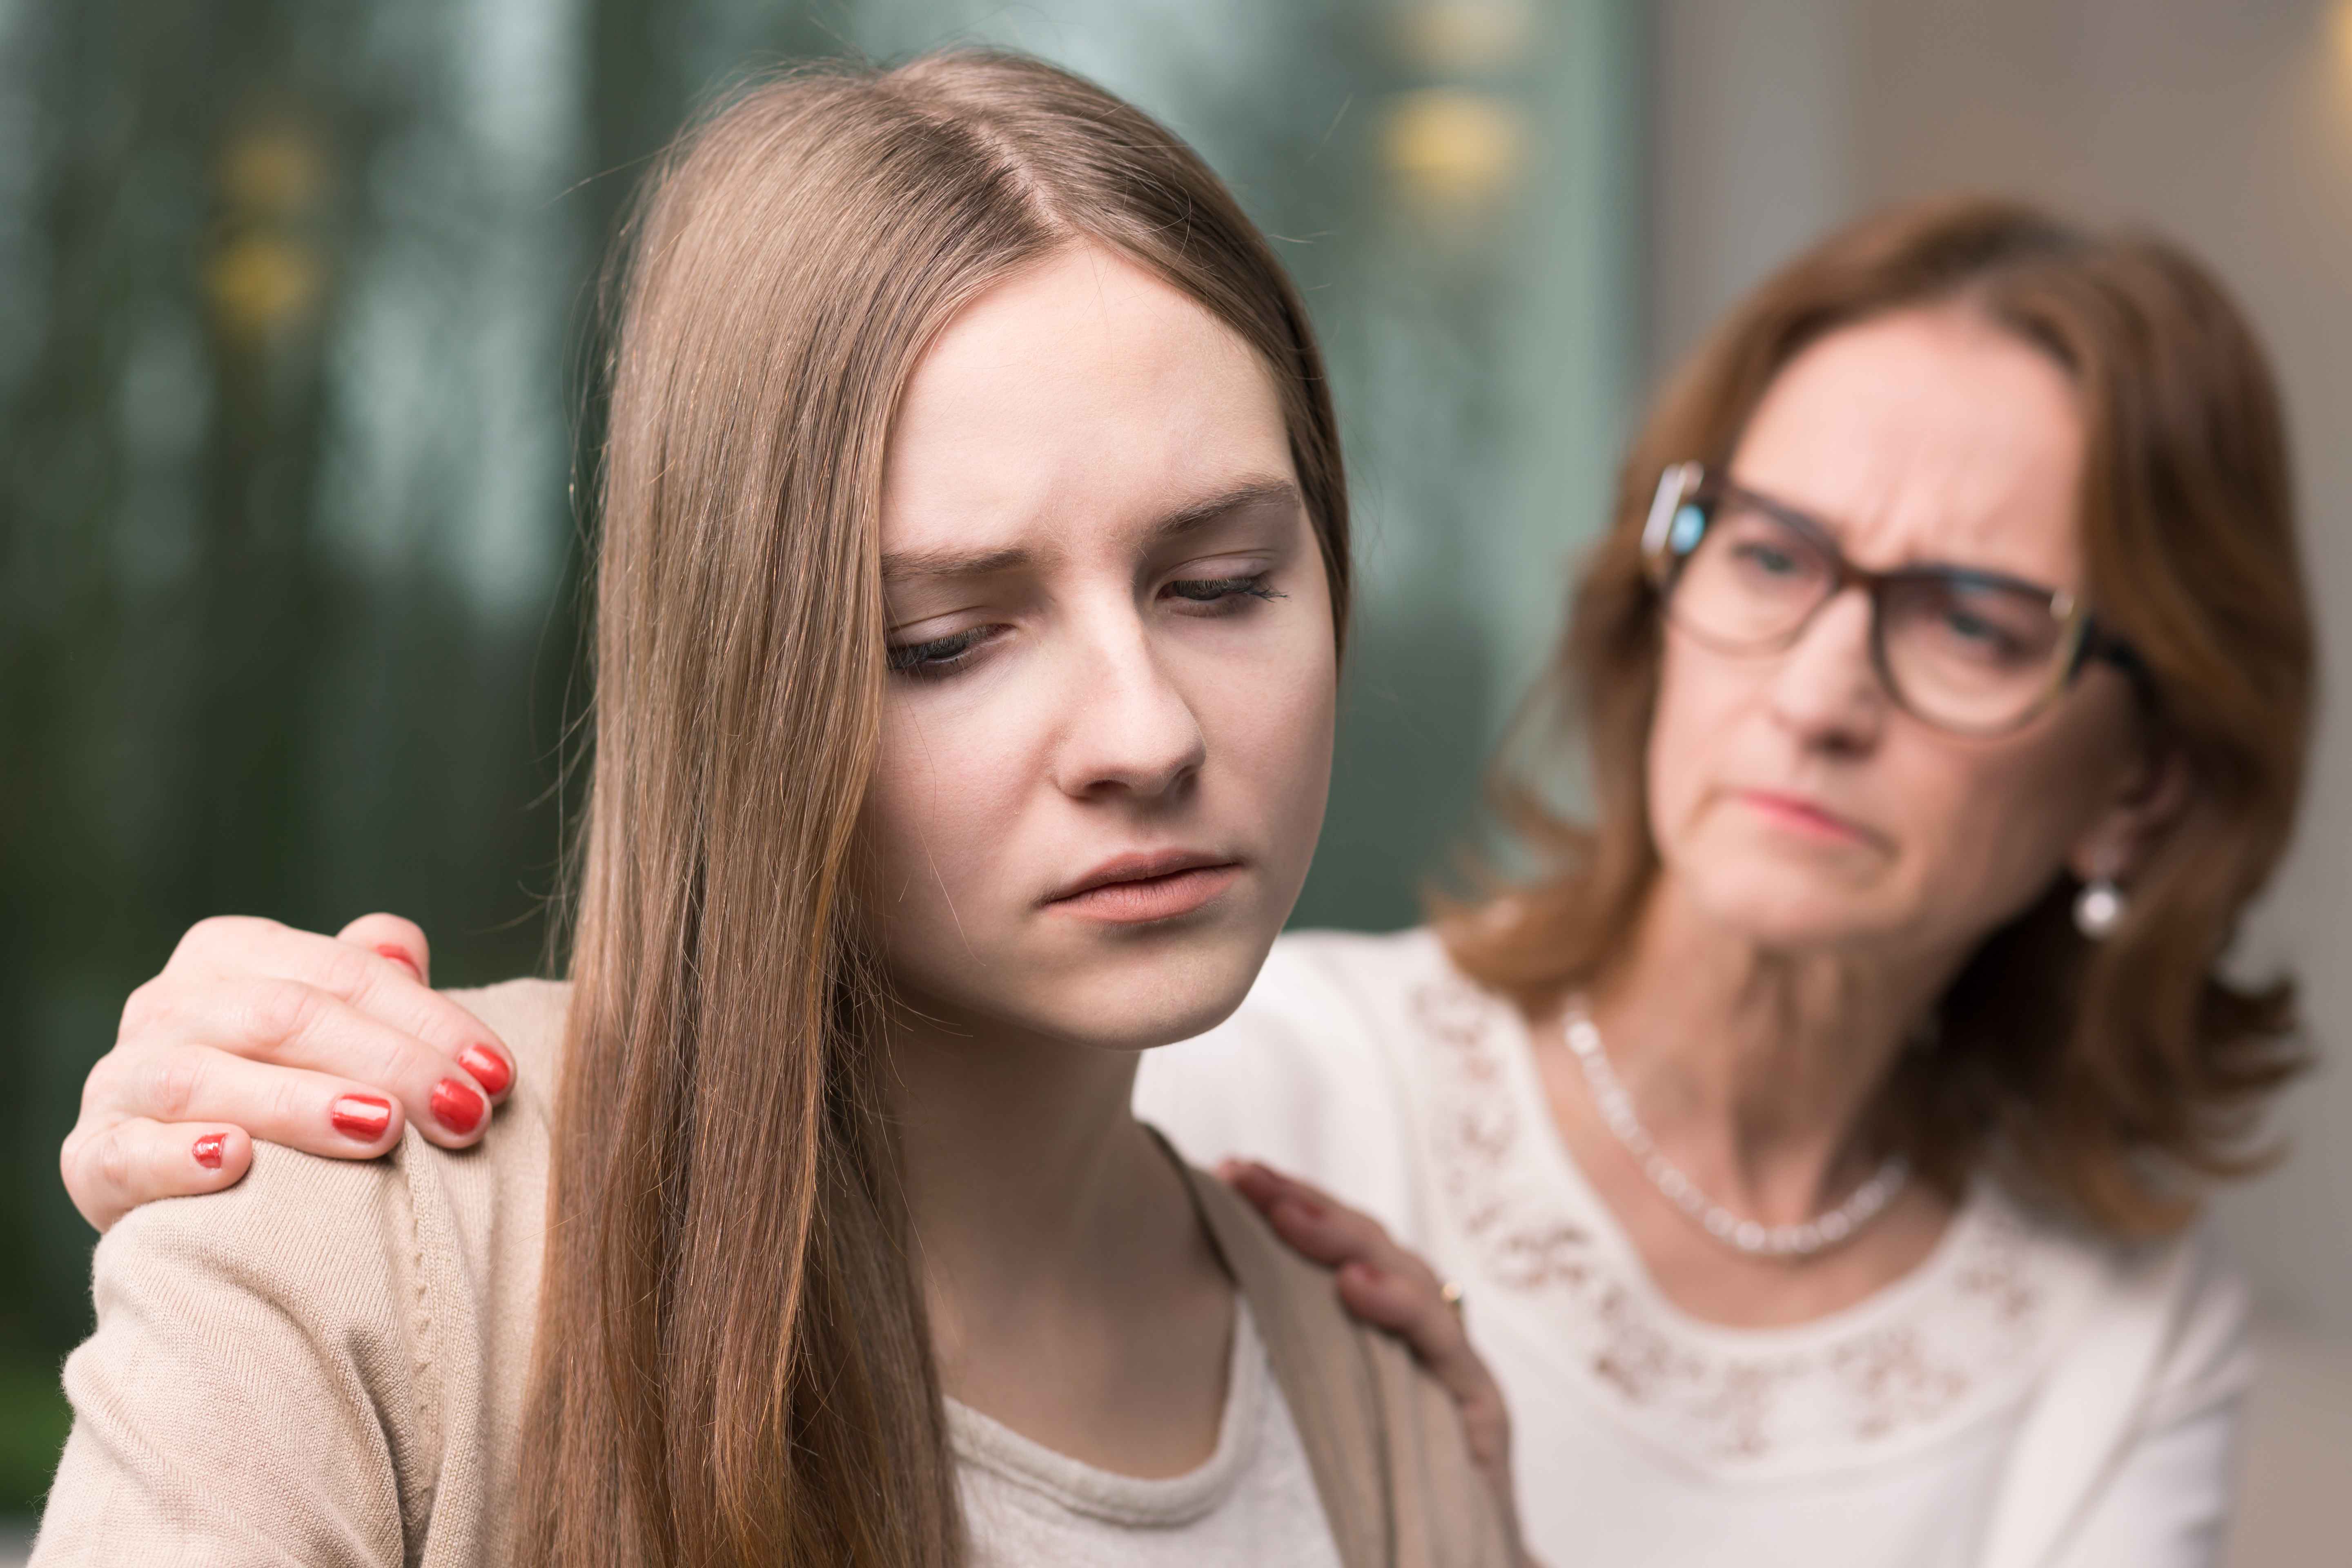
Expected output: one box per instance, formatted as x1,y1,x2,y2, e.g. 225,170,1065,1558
1031,925,1276,1052
1681,861,1906,956
892,911,1282,1055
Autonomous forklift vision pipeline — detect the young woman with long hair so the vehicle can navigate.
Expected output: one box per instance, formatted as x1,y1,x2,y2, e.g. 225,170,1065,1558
34,51,1516,1568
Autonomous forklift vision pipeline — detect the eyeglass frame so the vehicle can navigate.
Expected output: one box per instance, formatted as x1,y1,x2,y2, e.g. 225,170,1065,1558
1638,461,2143,737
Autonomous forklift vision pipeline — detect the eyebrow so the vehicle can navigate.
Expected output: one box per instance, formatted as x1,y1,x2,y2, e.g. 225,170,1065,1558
880,476,1305,584
1731,477,2071,595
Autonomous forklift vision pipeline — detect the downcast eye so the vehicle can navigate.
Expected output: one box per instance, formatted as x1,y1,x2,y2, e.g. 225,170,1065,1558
886,626,992,678
1164,574,1283,607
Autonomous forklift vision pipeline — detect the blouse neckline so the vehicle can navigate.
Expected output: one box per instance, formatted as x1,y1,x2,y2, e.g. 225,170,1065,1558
1486,981,1994,1354
1397,931,2105,1478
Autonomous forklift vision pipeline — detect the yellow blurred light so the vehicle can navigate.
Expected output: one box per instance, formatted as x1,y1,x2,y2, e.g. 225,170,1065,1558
1381,88,1524,214
205,234,323,347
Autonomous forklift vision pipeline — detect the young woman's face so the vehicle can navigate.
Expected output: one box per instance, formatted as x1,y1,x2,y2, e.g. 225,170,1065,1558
1644,307,2150,962
860,245,1337,1051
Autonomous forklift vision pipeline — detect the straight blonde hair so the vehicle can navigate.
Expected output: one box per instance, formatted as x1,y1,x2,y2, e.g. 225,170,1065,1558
519,51,1348,1568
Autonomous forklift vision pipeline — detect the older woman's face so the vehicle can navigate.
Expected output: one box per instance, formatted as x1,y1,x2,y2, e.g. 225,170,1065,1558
1645,307,2150,962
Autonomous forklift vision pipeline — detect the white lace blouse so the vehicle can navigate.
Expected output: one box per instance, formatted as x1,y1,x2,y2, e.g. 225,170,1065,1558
1136,929,2254,1568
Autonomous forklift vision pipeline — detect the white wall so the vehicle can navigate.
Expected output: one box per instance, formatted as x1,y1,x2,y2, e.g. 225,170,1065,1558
1649,0,2352,1340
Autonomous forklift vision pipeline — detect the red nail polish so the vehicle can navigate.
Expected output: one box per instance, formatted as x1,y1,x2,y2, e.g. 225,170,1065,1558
374,945,423,982
193,1134,226,1170
430,1078,484,1135
331,1094,393,1140
457,1044,512,1097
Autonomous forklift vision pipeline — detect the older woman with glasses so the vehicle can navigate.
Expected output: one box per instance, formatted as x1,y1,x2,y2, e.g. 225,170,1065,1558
63,198,2313,1568
1165,196,2311,1568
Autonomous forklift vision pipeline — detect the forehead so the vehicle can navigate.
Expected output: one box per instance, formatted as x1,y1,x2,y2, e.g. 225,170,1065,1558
881,243,1292,559
1728,307,2087,584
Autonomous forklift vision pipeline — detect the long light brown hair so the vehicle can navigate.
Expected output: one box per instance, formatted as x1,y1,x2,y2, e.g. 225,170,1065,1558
1443,196,2313,1236
521,52,1348,1567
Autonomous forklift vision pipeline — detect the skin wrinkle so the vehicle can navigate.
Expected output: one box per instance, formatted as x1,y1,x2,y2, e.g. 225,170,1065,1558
878,479,1301,599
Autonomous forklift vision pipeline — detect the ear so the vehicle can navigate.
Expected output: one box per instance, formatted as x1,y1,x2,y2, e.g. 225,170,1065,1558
2066,746,2192,883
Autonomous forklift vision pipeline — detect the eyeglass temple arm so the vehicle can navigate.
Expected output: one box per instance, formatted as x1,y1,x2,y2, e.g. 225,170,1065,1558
1642,462,1704,559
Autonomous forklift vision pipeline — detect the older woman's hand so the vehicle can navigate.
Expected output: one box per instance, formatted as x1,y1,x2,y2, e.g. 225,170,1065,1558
61,913,514,1232
1221,1158,1526,1558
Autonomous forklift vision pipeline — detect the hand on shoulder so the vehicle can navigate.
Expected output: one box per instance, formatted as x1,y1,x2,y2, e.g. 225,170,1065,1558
62,913,526,1231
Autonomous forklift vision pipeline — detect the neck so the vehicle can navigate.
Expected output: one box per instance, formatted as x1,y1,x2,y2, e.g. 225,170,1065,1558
1585,878,1966,1222
886,1000,1199,1389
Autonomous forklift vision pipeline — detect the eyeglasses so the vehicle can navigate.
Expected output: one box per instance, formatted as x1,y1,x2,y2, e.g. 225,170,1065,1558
1641,463,2140,737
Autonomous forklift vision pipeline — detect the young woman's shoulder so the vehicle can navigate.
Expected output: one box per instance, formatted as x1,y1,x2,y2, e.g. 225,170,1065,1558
1178,1162,1516,1568
35,978,568,1565
450,974,572,1120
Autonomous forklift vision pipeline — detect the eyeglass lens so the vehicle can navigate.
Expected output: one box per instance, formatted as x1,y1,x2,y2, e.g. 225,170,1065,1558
1667,496,2074,733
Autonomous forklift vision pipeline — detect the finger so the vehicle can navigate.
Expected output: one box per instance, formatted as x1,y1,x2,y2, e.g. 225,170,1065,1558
121,979,496,1146
323,922,512,1103
100,1045,414,1158
1335,1259,1512,1471
335,912,431,987
1222,1160,1410,1274
102,984,490,1153
1219,1163,1509,1443
148,920,514,1107
62,1119,254,1234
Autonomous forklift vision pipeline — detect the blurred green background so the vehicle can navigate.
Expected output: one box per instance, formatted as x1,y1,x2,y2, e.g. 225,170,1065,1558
0,0,1636,1515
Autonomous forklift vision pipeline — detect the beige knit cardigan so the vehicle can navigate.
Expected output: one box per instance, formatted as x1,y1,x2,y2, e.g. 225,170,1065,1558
34,980,1516,1568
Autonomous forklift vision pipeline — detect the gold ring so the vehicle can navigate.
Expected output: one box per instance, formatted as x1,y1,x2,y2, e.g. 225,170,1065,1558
1439,1279,1466,1316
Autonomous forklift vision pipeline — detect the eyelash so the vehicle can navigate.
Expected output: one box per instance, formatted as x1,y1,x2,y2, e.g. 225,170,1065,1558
885,573,1285,681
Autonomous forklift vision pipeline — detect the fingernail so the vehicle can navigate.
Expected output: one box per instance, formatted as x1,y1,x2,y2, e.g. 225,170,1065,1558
374,944,423,982
193,1134,225,1170
331,1094,393,1141
457,1043,512,1097
430,1078,485,1135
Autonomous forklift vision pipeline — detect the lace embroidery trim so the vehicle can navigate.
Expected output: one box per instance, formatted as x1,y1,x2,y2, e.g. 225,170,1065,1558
1414,969,2072,1470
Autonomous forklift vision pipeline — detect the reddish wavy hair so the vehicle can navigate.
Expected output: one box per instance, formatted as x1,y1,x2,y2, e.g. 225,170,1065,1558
1441,196,2313,1236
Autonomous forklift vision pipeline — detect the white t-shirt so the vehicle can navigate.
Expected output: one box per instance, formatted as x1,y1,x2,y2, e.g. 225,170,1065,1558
1137,929,2254,1568
952,1300,1346,1568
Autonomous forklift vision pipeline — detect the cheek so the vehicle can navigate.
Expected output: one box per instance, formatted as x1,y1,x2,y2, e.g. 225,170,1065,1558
1891,730,2109,902
860,694,1033,934
1645,636,1759,835
1208,622,1337,866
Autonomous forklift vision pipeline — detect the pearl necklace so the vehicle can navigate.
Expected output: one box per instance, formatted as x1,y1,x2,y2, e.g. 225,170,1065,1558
1561,996,1910,1261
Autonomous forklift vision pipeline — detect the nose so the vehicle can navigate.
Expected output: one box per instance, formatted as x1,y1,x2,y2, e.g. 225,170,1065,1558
1768,587,1888,750
1051,608,1207,802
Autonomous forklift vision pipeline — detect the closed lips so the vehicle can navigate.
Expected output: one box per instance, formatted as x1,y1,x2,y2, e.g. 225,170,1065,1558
1044,851,1243,922
1047,850,1235,902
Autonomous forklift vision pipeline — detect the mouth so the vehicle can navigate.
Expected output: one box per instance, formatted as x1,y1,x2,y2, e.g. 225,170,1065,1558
1044,849,1245,924
1733,789,1887,849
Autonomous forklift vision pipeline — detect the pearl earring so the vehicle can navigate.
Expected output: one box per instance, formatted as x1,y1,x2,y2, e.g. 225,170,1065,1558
2074,875,2125,940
